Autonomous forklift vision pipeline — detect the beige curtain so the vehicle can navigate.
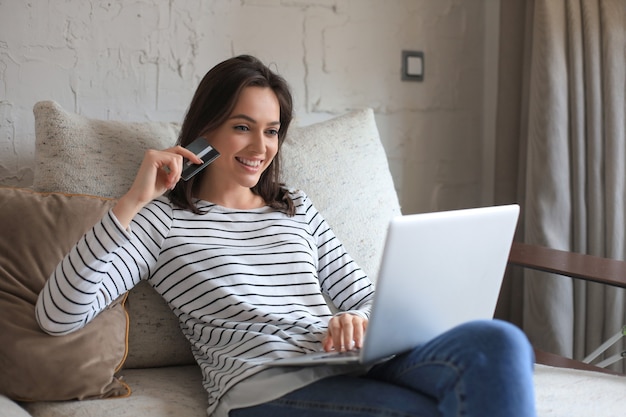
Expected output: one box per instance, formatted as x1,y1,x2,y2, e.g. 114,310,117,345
495,0,626,370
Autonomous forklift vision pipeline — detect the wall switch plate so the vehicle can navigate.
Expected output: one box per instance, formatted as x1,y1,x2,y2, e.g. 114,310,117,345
402,50,424,82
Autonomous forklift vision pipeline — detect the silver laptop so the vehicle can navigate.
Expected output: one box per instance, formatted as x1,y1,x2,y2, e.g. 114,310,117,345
269,204,520,367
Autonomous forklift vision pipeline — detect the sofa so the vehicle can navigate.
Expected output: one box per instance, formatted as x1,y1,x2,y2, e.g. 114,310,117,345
1,102,625,417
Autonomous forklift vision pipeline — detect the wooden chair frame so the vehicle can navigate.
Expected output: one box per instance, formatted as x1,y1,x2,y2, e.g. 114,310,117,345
507,242,626,376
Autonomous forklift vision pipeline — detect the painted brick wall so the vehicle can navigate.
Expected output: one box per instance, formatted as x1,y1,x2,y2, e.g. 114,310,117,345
0,0,489,214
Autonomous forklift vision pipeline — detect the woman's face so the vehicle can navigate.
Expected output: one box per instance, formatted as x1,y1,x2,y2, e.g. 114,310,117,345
203,86,280,191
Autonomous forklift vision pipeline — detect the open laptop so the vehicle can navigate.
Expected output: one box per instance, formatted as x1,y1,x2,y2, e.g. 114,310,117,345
269,204,520,367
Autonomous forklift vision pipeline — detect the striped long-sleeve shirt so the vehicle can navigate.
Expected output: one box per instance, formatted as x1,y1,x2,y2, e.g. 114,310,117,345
36,189,374,414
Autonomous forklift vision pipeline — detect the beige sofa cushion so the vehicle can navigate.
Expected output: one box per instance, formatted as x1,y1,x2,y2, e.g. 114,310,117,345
22,366,207,417
33,101,180,199
282,108,401,284
31,101,401,369
0,187,129,401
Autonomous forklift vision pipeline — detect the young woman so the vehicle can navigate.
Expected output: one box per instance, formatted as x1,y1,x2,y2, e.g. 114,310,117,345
36,55,537,417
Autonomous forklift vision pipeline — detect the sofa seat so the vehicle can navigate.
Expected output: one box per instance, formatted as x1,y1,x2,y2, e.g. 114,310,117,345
21,366,207,417
533,364,626,417
14,364,626,417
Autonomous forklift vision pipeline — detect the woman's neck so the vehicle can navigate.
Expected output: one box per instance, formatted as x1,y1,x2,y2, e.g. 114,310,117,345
195,182,265,210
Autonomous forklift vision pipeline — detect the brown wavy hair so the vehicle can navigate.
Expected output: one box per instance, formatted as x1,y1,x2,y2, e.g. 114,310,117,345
168,55,295,216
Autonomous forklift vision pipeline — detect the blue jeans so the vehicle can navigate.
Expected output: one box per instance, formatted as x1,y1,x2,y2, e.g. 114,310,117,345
230,320,536,417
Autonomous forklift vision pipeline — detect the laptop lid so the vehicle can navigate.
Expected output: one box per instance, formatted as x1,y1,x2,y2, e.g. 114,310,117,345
270,204,520,367
360,204,520,364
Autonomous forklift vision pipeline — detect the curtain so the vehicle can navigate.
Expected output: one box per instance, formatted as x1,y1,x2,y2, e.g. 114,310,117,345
496,0,626,370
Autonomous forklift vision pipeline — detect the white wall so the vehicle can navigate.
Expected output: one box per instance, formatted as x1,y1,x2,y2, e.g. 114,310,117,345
0,0,492,214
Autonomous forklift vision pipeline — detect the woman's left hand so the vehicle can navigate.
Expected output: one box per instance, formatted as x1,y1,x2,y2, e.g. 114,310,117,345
323,313,368,352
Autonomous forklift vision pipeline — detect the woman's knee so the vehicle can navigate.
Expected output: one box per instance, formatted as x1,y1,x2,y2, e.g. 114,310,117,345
457,319,534,364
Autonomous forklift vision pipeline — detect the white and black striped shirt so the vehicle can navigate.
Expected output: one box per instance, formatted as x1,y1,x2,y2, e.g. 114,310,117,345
36,189,374,413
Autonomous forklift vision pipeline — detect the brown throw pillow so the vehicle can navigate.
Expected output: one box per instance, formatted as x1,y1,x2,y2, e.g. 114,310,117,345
0,187,130,401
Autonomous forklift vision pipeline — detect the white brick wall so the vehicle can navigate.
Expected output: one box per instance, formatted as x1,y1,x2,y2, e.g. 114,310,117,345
0,0,495,214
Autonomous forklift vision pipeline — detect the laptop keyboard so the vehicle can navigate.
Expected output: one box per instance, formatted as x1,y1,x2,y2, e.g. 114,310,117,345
311,349,361,361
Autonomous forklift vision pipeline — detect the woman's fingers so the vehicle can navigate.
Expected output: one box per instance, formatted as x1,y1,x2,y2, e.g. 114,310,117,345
323,314,368,352
144,146,201,190
159,145,204,188
353,317,366,349
177,145,204,165
160,153,183,190
127,148,183,203
114,145,203,230
145,150,180,191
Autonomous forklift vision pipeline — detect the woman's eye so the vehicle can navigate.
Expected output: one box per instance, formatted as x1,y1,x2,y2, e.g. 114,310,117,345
234,125,249,131
266,129,279,136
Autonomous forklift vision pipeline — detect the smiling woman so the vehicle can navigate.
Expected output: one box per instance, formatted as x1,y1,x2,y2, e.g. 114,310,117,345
195,86,281,208
34,55,537,417
169,55,295,217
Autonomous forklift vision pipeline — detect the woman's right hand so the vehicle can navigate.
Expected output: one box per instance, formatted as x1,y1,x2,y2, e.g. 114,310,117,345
113,146,202,229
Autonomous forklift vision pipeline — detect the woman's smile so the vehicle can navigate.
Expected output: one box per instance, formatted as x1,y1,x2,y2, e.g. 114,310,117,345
236,156,263,169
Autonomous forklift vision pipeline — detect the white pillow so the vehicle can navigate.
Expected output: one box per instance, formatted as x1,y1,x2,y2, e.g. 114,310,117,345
33,101,180,199
282,108,401,282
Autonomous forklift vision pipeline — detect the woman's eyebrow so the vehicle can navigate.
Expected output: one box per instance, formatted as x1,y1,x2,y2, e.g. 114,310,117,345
229,114,280,126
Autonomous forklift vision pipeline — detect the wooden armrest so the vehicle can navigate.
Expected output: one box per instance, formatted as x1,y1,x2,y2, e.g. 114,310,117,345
533,348,623,375
508,242,626,289
508,242,626,375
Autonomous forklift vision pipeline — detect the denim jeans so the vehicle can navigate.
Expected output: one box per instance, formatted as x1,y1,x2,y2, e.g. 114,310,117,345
230,320,536,417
